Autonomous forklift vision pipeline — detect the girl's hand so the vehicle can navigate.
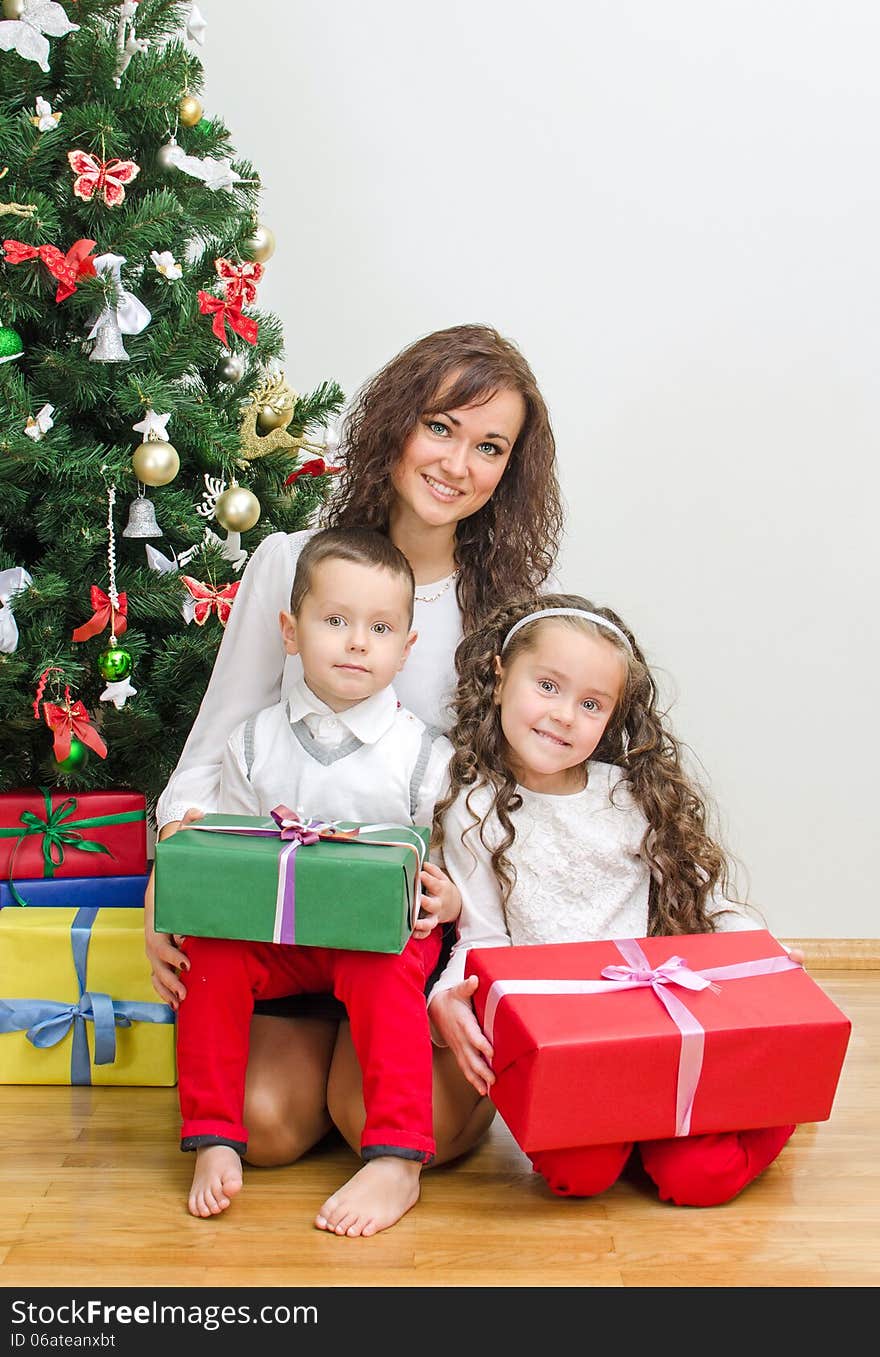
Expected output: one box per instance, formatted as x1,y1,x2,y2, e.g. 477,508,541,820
429,977,495,1095
412,862,462,938
144,807,202,1009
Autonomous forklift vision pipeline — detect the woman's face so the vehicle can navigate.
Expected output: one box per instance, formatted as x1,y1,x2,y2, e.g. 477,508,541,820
390,385,526,531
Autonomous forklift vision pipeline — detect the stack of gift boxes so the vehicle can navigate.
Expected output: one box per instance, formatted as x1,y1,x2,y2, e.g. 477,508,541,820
0,787,176,1086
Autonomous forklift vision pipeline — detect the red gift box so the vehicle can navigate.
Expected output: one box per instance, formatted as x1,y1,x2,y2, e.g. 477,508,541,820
0,788,147,902
465,930,851,1154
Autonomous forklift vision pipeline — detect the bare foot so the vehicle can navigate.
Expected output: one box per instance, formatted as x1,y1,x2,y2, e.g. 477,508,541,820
315,1156,421,1237
188,1145,243,1218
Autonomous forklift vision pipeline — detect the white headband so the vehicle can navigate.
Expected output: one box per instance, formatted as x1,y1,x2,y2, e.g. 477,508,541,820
501,607,634,655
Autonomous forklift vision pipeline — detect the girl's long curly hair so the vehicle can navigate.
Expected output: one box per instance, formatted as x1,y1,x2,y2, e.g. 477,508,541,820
323,324,563,632
432,593,741,935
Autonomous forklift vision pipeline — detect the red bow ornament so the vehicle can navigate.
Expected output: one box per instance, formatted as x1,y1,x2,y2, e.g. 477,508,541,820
67,150,140,207
42,699,108,763
71,586,128,643
3,237,97,302
214,257,264,305
284,457,342,486
180,576,240,626
197,290,259,346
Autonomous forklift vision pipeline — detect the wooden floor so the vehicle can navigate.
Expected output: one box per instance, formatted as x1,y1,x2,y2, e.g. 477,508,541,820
1,970,877,1290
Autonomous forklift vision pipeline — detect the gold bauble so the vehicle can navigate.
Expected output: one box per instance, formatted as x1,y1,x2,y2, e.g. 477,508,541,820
2,0,26,19
244,223,276,264
256,402,294,432
132,439,180,487
178,94,204,127
215,484,261,533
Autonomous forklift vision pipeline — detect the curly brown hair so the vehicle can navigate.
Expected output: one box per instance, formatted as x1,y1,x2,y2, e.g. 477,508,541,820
432,593,742,935
323,324,563,632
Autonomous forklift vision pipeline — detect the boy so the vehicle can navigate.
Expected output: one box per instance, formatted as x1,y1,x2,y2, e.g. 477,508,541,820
174,528,458,1236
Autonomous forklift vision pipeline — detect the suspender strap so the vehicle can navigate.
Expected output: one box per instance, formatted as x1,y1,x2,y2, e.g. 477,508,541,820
409,725,441,818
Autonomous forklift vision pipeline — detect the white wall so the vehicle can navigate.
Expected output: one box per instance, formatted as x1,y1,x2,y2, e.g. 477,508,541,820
203,1,879,937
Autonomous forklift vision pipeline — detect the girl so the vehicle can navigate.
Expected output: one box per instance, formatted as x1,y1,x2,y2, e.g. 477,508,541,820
428,594,796,1207
146,323,563,1174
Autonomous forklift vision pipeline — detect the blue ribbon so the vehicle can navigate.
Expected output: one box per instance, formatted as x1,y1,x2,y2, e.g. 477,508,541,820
0,905,174,1084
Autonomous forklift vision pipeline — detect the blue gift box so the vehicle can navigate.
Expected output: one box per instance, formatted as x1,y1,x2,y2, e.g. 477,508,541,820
0,872,150,911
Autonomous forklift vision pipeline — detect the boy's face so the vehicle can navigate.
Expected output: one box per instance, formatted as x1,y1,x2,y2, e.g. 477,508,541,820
280,558,417,712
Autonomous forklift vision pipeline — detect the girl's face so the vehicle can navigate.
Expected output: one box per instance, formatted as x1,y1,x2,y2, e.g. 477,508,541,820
493,622,627,794
389,385,525,534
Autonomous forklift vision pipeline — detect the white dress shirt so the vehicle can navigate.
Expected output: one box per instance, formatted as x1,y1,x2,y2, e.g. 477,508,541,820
219,676,452,830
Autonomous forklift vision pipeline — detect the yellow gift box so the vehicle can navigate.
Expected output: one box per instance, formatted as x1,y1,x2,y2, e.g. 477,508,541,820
0,906,176,1085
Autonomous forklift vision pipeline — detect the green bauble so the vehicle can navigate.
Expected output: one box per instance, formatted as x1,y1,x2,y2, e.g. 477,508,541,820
53,738,89,773
0,325,24,364
97,644,133,682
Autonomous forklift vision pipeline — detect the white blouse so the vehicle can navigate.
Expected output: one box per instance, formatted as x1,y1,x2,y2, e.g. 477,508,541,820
429,763,758,1003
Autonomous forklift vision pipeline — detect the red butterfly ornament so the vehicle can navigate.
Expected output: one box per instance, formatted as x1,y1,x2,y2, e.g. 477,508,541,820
68,150,140,207
214,257,264,305
180,576,240,626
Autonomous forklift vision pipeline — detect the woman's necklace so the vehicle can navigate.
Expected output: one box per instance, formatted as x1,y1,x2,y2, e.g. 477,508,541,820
414,568,459,604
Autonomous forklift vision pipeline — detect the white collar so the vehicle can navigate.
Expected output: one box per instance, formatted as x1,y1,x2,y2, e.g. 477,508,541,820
287,676,400,745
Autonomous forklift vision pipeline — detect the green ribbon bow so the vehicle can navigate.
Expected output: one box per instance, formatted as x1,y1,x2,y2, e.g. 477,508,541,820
0,787,145,907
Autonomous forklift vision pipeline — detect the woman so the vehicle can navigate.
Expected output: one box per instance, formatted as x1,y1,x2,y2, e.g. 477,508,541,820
147,322,563,1171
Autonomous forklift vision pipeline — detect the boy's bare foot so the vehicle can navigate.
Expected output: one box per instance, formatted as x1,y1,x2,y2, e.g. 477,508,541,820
315,1156,421,1237
188,1145,243,1218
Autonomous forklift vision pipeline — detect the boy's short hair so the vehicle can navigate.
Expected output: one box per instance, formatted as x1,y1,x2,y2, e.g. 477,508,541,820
290,527,416,626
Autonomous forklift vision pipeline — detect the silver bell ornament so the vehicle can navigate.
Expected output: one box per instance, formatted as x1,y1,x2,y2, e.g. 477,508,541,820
88,312,129,363
215,482,261,533
122,492,163,538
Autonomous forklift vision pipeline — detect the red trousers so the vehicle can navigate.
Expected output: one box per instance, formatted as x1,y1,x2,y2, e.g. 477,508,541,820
176,928,442,1163
530,1124,795,1206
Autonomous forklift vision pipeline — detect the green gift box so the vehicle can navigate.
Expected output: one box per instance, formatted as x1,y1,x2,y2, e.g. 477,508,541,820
154,812,429,955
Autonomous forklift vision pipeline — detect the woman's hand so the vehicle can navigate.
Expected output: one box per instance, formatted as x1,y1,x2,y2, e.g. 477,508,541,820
144,807,202,1009
412,862,461,938
429,977,495,1095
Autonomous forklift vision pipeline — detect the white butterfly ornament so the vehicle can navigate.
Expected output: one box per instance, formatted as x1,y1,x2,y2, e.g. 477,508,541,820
0,0,79,73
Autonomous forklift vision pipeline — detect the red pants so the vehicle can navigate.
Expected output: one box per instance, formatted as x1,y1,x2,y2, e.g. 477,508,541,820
176,929,442,1163
530,1124,795,1206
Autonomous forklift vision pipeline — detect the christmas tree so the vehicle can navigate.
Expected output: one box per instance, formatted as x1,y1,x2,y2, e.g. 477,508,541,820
0,1,344,815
